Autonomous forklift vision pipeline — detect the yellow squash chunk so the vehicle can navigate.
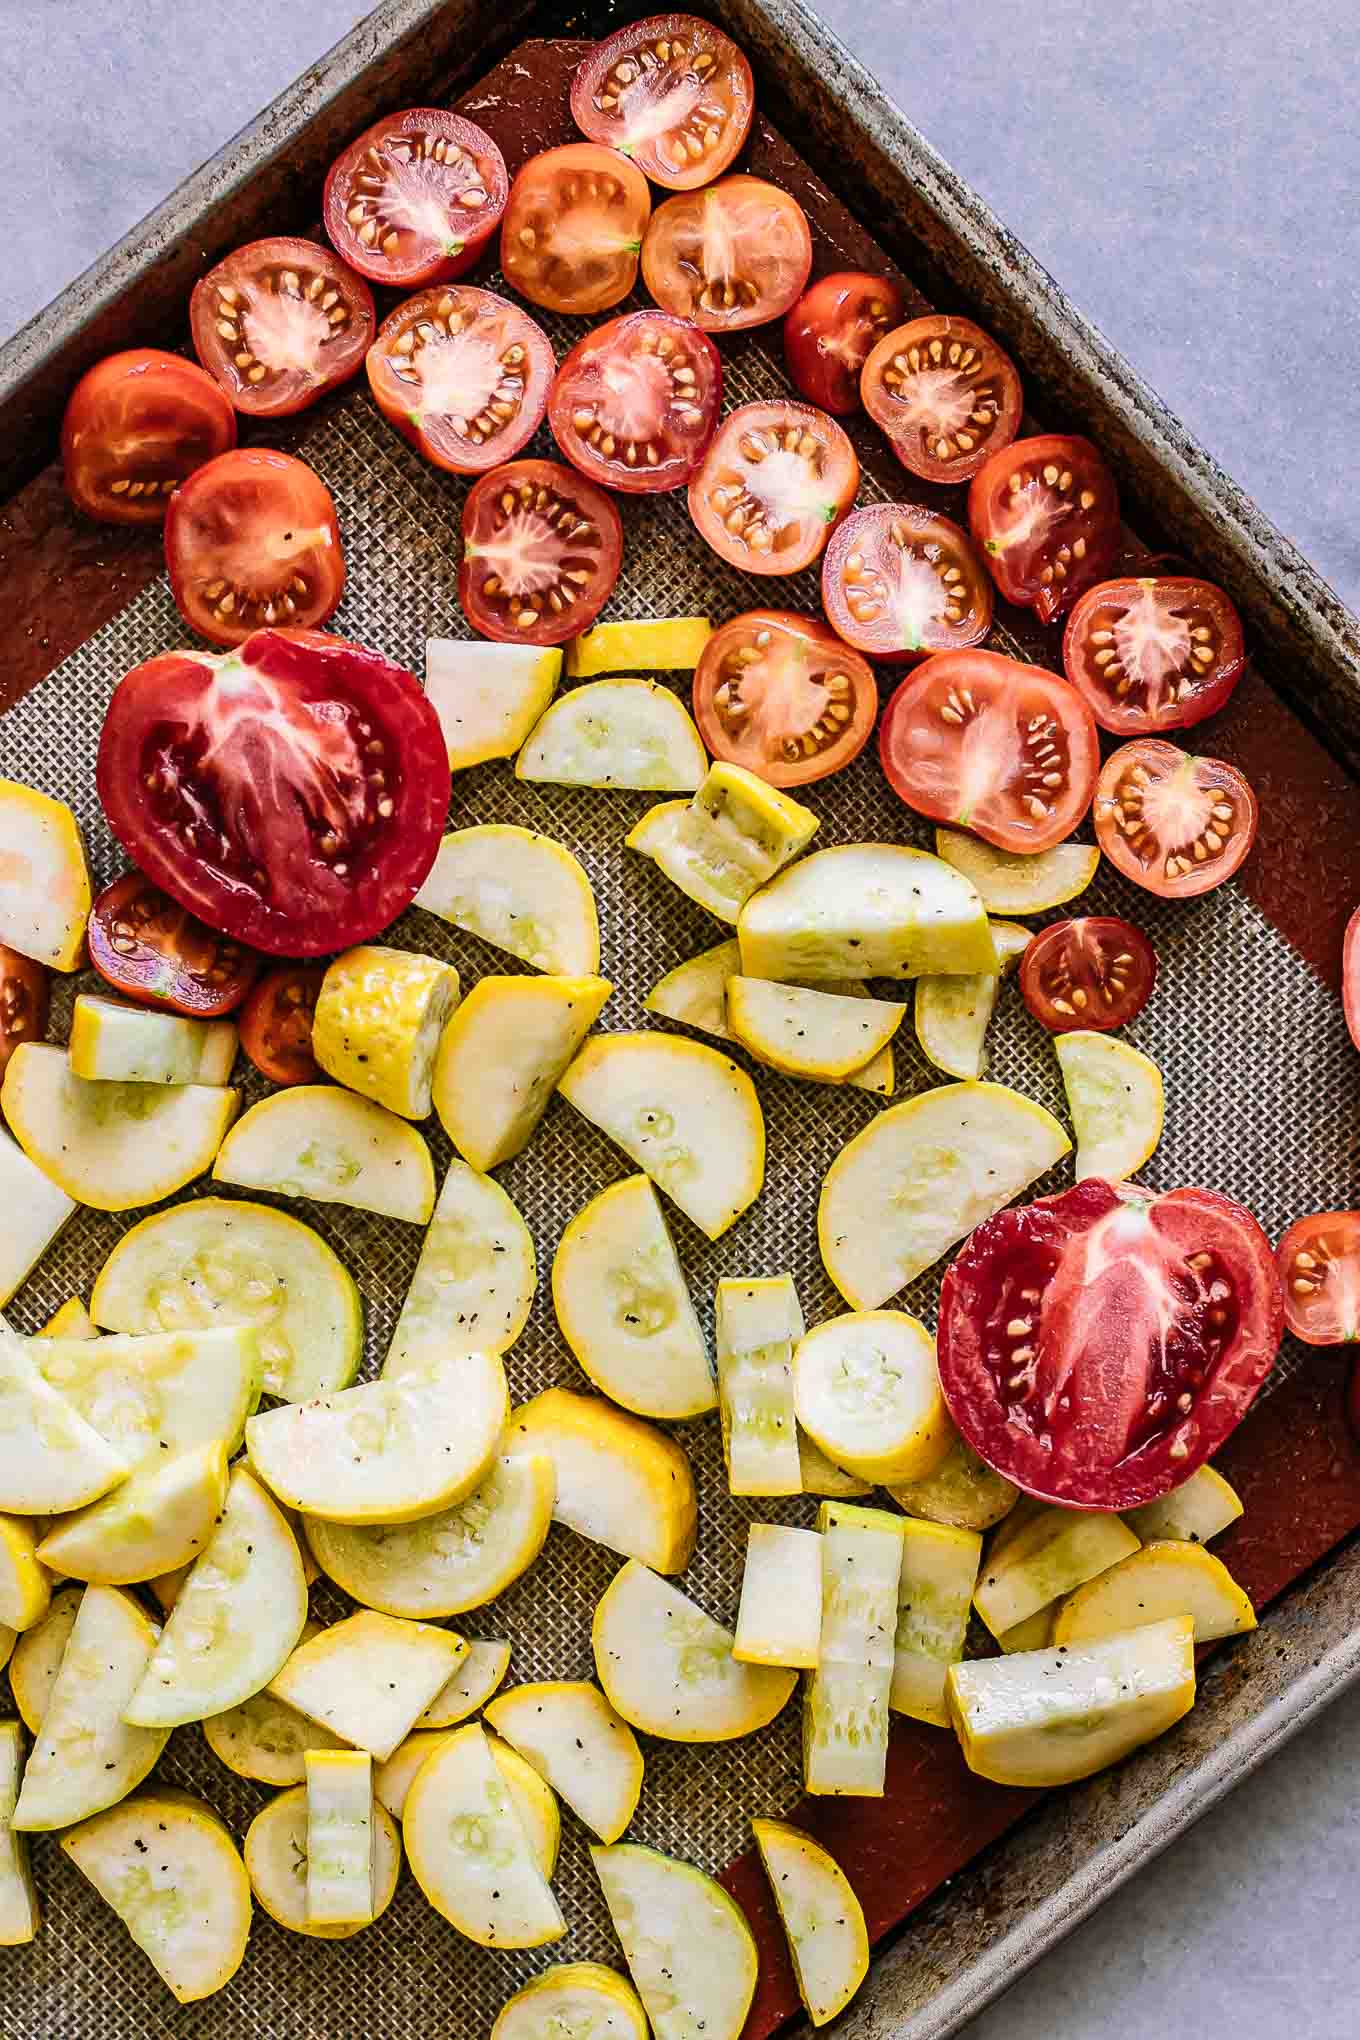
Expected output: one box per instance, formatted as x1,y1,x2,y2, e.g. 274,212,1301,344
752,1820,868,2027
593,1559,796,1742
553,1174,714,1420
62,1790,251,2002
39,1297,98,1339
8,1583,81,1732
794,1309,949,1484
374,1730,558,1867
1052,1538,1256,1646
733,1522,822,1668
202,1619,345,1784
312,944,460,1120
948,1615,1196,1786
305,1749,376,1927
123,1467,308,1727
247,1348,507,1525
0,1324,128,1515
494,1964,650,2040
418,1637,512,1729
973,1504,1141,1639
804,1502,907,1797
384,1160,536,1374
213,1084,434,1222
0,1514,49,1632
997,1605,1056,1654
35,1323,261,1471
68,994,237,1086
36,1440,227,1587
0,1625,12,1674
914,967,1002,1081
425,637,561,769
716,1274,803,1497
433,972,612,1172
269,1610,467,1762
518,676,708,791
647,939,742,1037
1056,1029,1165,1181
12,1586,168,1830
303,1452,553,1619
509,1388,697,1573
935,827,1101,915
2,1044,237,1211
727,976,905,1079
416,824,600,976
738,842,996,982
0,1125,76,1309
889,1428,1020,1532
558,1031,765,1241
593,1843,758,2040
486,1680,644,1844
246,1780,400,1940
568,616,712,677
891,1518,983,1728
0,1722,38,1944
629,763,819,923
797,1431,872,1497
819,1081,1072,1310
0,777,91,969
1125,1463,1244,1545
404,1721,566,1948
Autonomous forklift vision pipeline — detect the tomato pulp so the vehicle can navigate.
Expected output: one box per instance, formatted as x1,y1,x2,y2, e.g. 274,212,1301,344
0,948,50,1075
822,504,992,661
688,400,858,576
238,963,326,1086
784,272,906,415
969,433,1120,623
1093,738,1258,897
88,873,261,1017
459,459,623,647
1019,916,1157,1033
61,349,237,526
501,144,651,316
641,176,812,333
862,314,1022,484
163,448,344,647
1276,1213,1360,1347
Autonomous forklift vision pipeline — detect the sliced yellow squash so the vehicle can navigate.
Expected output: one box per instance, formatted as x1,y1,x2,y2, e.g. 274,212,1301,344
68,995,237,1086
213,1084,434,1222
568,616,712,677
973,1504,1140,1639
715,1274,803,1497
269,1611,466,1763
417,1636,512,1730
593,1843,758,2040
738,842,996,982
646,939,742,1037
1055,1029,1165,1180
518,677,708,791
374,1729,558,1864
416,824,600,975
311,944,460,1120
38,1297,98,1340
35,1323,261,1470
797,1430,872,1498
804,1501,907,1797
36,1440,228,1587
12,1585,167,1830
0,1323,128,1515
888,1428,1020,1532
935,827,1100,915
404,1721,566,1949
486,1680,644,1844
0,1624,15,1675
1124,1464,1243,1546
0,1722,38,1944
509,1388,697,1573
246,1780,401,1940
493,1964,650,2040
202,1619,345,1785
794,1309,949,1484
432,972,612,1171
727,976,904,1080
425,637,561,769
8,1583,81,1732
629,763,819,923
890,1518,982,1728
996,1605,1056,1654
733,1522,822,1668
1052,1538,1256,1645
592,1559,795,1742
0,1125,75,1310
384,1160,536,1375
752,1820,868,2027
0,1514,49,1632
0,777,91,970
914,969,1000,1081
304,1749,376,1927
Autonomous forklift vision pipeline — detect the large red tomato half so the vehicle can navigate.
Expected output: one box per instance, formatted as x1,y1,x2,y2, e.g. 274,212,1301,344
97,628,450,956
938,1178,1284,1509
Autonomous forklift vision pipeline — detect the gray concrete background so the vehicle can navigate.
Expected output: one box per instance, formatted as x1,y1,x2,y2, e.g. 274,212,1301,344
3,2,1359,2033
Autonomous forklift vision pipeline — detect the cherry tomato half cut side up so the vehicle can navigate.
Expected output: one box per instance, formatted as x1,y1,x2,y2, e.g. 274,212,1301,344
96,629,450,957
1062,577,1246,735
570,14,755,189
367,287,554,478
821,504,992,661
938,1177,1284,1510
641,176,812,333
1093,738,1258,898
969,433,1121,623
1344,906,1360,1052
861,315,1022,484
87,873,261,1018
1277,1212,1360,1347
238,963,325,1086
548,312,721,494
784,272,906,416
0,947,50,1075
189,239,375,420
878,647,1100,854
61,349,237,526
688,400,858,576
500,145,651,316
459,459,624,647
323,108,507,287
1019,917,1156,1033
692,611,876,787
163,449,344,647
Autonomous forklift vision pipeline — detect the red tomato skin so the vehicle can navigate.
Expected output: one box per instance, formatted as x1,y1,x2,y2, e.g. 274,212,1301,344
322,109,507,287
547,312,722,495
1343,906,1360,1052
189,239,375,419
783,272,907,415
1018,917,1157,1033
1276,1213,1360,1347
570,16,755,189
87,873,261,1018
0,947,51,1075
969,433,1120,623
1061,577,1246,735
238,963,325,1086
61,349,237,526
366,287,555,478
458,459,624,648
163,448,344,648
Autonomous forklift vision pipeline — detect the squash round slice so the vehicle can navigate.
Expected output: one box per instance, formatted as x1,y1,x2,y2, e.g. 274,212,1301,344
593,1560,796,1742
425,637,562,771
486,1680,643,1844
0,777,91,970
509,1389,697,1573
568,617,712,677
245,1783,401,1940
90,1198,362,1403
934,827,1101,915
518,677,708,791
647,939,742,1038
593,1842,758,2040
404,1722,567,1949
247,1350,507,1525
203,1620,346,1784
794,1310,949,1483
888,1429,1020,1532
0,1324,129,1516
303,1453,553,1617
558,1031,765,1241
213,1085,435,1223
416,824,600,976
752,1820,869,2028
268,1610,468,1763
1052,1538,1256,1646
374,1731,559,1874
432,973,612,1173
36,1323,261,1469
0,1125,75,1310
1,1044,237,1211
312,945,460,1120
8,1583,82,1732
385,1162,536,1375
0,1514,49,1632
1055,1029,1164,1181
62,1790,251,2003
819,1081,1072,1309
553,1175,714,1420
738,843,996,983
68,995,238,1086
494,1964,650,2040
727,977,904,1080
36,1439,228,1586
418,1636,512,1729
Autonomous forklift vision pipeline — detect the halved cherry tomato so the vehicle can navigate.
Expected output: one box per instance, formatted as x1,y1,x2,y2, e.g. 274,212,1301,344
1062,577,1246,734
323,108,507,287
0,947,50,1074
163,449,344,647
1277,1213,1360,1347
641,177,812,333
501,145,651,316
969,433,1120,623
861,315,1022,484
87,873,261,1017
1344,906,1360,1052
570,15,755,189
821,504,992,661
878,648,1100,853
1019,917,1156,1033
548,312,721,494
688,400,857,576
692,611,876,787
238,963,325,1086
1093,738,1258,898
459,459,623,647
938,1178,1284,1509
61,349,237,526
189,238,375,419
96,629,450,957
366,287,554,477
783,272,906,416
